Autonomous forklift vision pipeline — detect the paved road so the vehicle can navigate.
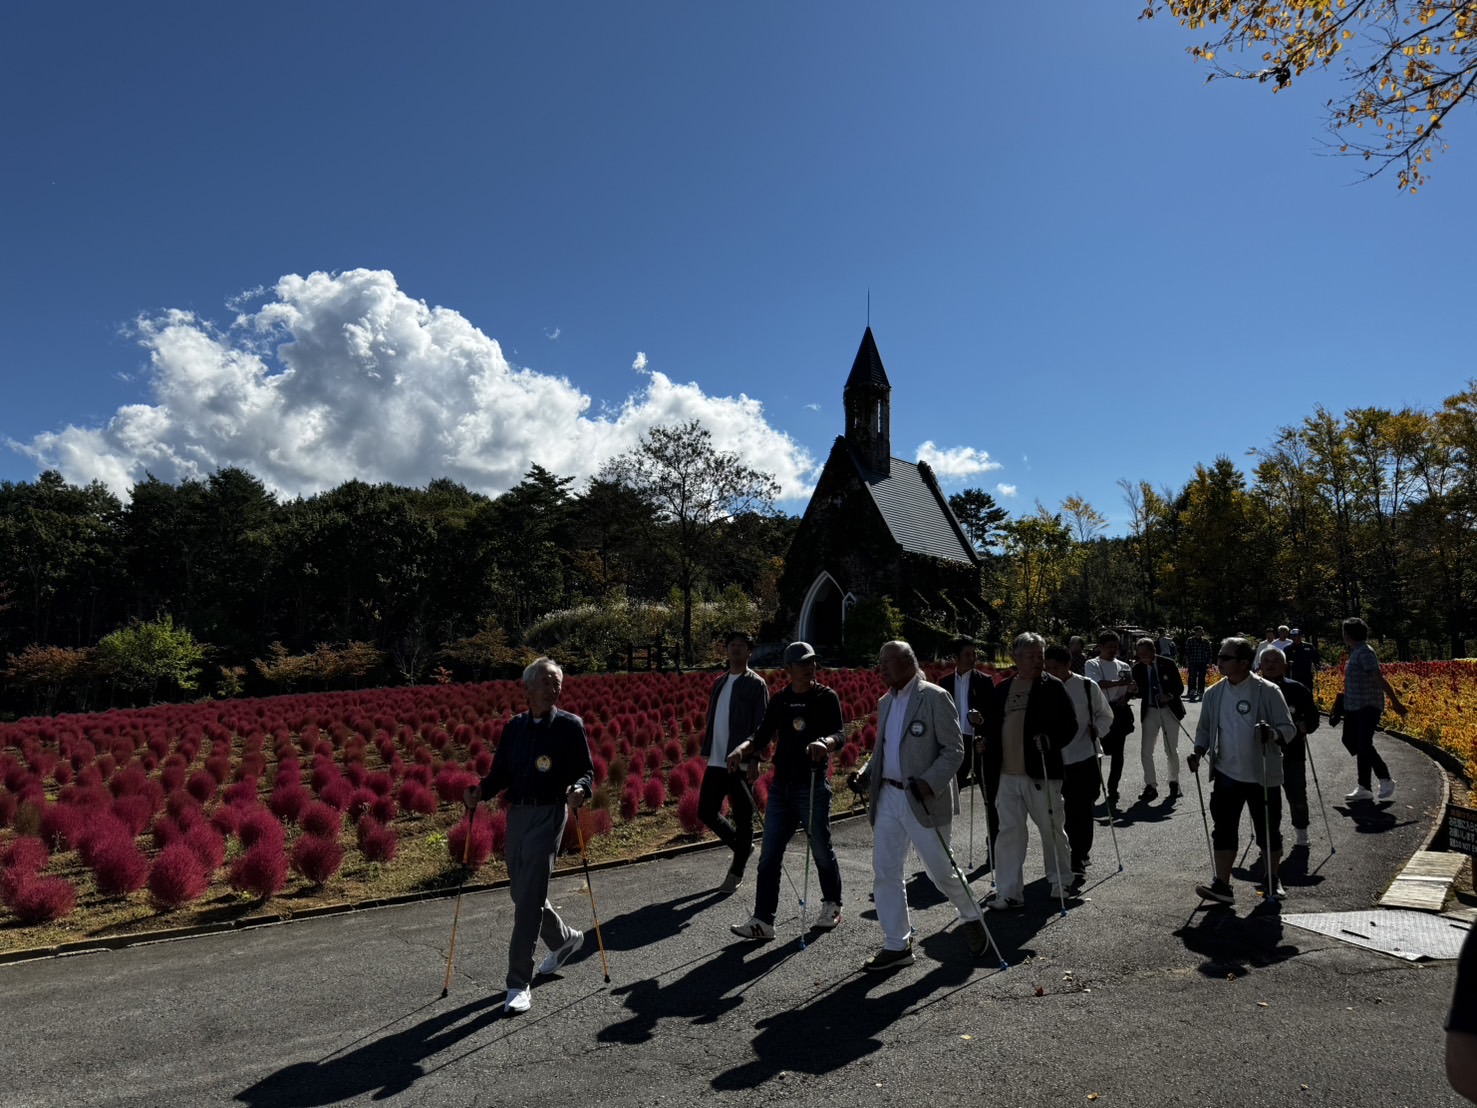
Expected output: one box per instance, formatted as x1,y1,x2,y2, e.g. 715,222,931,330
3,707,1465,1108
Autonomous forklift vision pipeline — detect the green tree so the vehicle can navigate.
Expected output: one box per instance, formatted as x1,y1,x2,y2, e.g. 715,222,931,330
949,488,1010,553
94,615,207,703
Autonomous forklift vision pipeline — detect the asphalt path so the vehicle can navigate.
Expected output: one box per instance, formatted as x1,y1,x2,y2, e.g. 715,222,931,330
3,703,1465,1108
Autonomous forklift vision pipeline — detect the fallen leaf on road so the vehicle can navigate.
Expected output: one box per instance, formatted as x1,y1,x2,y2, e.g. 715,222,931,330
1034,986,1045,997
1257,1002,1269,1008
1088,1094,1100,1101
961,1034,973,1041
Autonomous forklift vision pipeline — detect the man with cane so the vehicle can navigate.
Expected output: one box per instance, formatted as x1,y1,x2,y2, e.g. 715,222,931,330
1187,638,1296,905
463,656,595,1015
727,642,845,942
1258,647,1322,849
849,640,992,970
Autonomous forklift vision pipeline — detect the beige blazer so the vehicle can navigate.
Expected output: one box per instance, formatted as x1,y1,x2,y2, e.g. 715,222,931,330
856,677,965,828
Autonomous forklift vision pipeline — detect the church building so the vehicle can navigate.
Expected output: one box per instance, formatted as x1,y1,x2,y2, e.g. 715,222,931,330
772,328,986,659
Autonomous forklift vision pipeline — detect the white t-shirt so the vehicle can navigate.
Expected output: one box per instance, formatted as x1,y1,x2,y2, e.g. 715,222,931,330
707,675,735,768
1062,676,1113,765
1213,678,1261,784
1084,657,1131,704
953,670,975,736
882,673,919,781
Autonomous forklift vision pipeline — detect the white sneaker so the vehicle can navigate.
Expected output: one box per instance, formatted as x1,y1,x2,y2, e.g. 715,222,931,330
1295,828,1310,847
730,916,775,941
1378,778,1396,800
812,900,842,930
504,987,531,1014
1344,785,1374,801
537,929,584,975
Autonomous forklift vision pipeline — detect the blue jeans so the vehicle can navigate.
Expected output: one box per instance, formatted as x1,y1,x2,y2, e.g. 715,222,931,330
754,777,842,924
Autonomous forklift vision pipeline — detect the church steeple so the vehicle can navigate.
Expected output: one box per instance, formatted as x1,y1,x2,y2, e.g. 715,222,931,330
844,326,891,476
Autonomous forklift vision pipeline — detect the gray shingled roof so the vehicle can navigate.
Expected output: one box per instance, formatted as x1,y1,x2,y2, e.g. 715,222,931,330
844,327,890,392
852,449,977,564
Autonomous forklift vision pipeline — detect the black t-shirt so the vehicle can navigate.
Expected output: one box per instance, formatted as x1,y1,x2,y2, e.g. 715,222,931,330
1287,642,1320,686
751,684,844,786
1448,926,1477,1034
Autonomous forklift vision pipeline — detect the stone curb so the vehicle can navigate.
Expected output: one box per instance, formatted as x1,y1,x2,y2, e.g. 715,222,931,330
0,806,869,966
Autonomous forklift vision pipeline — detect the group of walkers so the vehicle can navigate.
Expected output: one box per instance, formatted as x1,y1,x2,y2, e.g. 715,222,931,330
462,618,1409,1016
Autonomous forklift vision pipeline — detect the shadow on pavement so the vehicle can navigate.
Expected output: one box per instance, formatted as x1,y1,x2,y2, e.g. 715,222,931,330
235,996,505,1106
1112,793,1180,827
599,938,799,1045
710,931,985,1090
1335,801,1418,835
594,888,729,952
1175,902,1299,979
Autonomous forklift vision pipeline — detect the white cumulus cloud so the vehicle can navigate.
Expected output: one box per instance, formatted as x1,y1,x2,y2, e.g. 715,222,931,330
996,483,1018,498
915,440,1002,480
631,351,648,372
15,269,817,502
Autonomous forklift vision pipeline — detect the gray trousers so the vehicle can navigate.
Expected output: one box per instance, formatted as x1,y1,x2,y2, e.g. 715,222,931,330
505,804,577,990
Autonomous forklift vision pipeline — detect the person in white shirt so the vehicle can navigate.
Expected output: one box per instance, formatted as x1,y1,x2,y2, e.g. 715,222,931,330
1188,637,1297,904
1253,627,1279,672
1084,632,1135,809
1043,644,1114,886
947,635,998,845
696,631,771,892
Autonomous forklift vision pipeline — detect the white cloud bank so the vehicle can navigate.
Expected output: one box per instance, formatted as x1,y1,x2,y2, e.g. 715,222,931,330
996,483,1018,498
16,269,818,502
915,440,1002,480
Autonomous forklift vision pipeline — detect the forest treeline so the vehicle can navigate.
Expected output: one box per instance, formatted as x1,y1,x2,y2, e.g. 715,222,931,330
3,387,1474,714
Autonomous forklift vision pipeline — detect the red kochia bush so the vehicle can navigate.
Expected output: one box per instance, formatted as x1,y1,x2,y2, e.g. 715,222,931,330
676,790,704,835
148,844,208,908
370,795,398,824
561,806,615,853
184,823,227,871
398,780,437,816
642,776,666,813
236,807,286,852
229,843,288,899
356,818,398,863
186,770,219,804
291,835,344,886
620,785,641,823
299,802,343,839
113,794,156,836
39,803,83,851
486,809,508,859
91,839,150,895
447,814,493,867
346,788,376,824
269,785,310,824
209,804,241,838
0,836,49,874
10,876,77,923
433,765,478,806
317,778,353,812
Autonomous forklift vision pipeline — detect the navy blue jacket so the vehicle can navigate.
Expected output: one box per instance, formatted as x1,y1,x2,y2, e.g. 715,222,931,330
479,707,595,805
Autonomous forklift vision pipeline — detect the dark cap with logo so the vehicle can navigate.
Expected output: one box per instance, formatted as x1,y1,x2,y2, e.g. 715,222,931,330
782,641,817,665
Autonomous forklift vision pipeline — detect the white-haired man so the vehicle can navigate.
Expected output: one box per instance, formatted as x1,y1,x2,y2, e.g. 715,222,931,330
464,657,594,1014
851,641,990,969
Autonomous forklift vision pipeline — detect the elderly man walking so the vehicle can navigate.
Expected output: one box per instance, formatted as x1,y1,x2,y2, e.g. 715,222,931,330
851,641,990,969
980,632,1078,910
464,656,595,1015
1188,637,1297,904
1340,617,1408,801
1132,637,1185,801
697,630,770,892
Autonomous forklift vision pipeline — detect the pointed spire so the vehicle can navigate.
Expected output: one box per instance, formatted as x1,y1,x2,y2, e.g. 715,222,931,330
844,326,890,393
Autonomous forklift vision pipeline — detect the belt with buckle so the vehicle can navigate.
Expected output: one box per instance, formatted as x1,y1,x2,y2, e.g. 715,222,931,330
883,778,906,790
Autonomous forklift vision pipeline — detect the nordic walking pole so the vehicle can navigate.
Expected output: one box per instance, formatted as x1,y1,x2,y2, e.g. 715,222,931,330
1190,760,1216,876
800,763,816,949
1303,732,1335,854
1092,742,1124,873
738,775,807,910
1256,722,1277,901
441,805,477,998
1036,742,1068,919
908,779,1009,971
573,806,611,983
969,753,976,869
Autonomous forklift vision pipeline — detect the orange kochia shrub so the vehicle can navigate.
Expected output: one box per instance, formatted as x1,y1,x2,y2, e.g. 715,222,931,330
1314,660,1477,780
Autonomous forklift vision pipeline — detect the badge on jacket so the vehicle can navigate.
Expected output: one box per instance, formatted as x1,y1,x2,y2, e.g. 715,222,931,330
535,755,552,772
792,717,807,732
908,720,925,736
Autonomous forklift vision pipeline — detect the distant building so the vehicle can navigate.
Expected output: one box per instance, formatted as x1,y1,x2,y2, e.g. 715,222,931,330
772,328,985,658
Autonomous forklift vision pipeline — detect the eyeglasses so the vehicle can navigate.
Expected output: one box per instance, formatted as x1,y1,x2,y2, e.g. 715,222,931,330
1217,654,1246,662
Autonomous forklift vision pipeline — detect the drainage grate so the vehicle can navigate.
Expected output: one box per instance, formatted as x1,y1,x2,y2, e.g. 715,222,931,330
1284,909,1470,961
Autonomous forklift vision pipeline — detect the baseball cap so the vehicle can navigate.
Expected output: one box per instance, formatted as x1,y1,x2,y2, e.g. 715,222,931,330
1290,628,1302,636
782,641,817,665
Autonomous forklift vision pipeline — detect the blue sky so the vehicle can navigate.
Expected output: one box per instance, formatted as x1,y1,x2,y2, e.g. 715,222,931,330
3,2,1473,531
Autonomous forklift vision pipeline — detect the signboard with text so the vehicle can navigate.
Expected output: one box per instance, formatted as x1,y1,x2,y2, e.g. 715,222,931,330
1448,804,1477,858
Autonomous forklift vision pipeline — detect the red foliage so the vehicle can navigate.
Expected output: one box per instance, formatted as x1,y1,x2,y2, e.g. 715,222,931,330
269,784,310,824
676,790,704,834
620,784,641,822
223,779,259,807
209,804,241,838
112,794,156,836
236,806,286,852
447,813,493,867
346,788,376,823
667,767,691,800
78,814,133,868
10,875,77,922
366,771,394,796
433,764,478,805
369,794,398,824
149,844,208,908
186,770,219,804
642,776,666,813
91,838,150,895
398,780,437,816
299,801,343,839
356,818,398,863
561,805,615,853
38,803,84,851
184,823,227,871
229,843,288,899
486,808,508,858
0,791,17,829
317,777,353,812
291,834,344,885
0,836,49,874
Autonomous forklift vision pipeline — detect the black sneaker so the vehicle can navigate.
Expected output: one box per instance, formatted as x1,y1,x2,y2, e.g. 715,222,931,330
1168,782,1181,799
863,945,915,972
1195,879,1235,905
1140,785,1159,801
961,920,990,958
